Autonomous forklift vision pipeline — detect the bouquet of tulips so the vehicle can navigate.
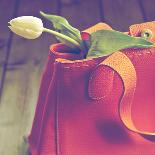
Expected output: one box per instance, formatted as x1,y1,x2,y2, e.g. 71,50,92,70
8,11,154,58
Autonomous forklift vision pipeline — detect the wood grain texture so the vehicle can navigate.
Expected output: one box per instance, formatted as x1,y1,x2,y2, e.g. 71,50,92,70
139,0,155,21
0,0,58,154
101,0,144,31
0,0,18,96
0,0,16,62
60,0,101,30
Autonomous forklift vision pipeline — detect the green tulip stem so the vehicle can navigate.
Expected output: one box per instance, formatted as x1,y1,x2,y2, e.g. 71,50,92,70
43,27,81,48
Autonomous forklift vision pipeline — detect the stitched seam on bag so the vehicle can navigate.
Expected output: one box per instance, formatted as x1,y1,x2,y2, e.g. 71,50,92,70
63,64,98,69
55,62,60,155
35,63,59,155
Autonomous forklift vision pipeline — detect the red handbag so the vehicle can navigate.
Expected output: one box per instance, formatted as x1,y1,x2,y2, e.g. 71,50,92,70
28,22,155,155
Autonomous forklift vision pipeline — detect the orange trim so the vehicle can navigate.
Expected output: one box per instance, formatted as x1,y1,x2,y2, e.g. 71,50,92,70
100,52,155,136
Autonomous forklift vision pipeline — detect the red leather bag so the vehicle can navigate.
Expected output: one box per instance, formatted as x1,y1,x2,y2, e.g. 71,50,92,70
28,22,155,155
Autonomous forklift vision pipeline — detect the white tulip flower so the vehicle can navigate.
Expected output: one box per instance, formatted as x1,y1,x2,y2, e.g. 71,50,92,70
8,14,81,48
8,16,43,39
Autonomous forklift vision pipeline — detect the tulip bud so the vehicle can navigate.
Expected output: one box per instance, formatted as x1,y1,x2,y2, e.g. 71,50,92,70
8,16,43,39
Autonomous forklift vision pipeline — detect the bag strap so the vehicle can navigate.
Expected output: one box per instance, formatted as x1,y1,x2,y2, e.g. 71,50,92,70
89,51,155,136
83,22,112,34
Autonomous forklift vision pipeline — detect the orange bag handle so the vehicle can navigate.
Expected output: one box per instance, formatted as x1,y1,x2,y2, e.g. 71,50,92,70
89,51,155,136
85,22,155,136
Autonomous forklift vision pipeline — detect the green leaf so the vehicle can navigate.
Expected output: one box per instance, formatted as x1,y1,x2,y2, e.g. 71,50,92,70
87,30,154,58
40,11,83,49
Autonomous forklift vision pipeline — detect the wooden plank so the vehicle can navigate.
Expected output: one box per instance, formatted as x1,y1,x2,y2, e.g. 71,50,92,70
101,0,144,31
0,0,18,95
139,0,155,21
61,0,81,5
60,0,101,30
0,0,58,154
0,0,17,63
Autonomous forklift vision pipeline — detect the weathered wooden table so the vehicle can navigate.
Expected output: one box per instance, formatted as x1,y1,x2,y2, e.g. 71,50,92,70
0,0,154,154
